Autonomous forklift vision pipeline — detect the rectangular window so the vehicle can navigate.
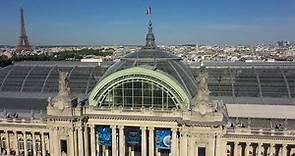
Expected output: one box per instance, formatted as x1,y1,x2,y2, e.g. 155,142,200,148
198,147,206,156
60,140,67,154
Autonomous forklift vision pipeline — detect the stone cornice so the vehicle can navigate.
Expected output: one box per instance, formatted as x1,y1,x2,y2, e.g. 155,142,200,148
0,123,47,129
46,115,88,122
88,113,180,122
87,113,223,127
223,134,295,141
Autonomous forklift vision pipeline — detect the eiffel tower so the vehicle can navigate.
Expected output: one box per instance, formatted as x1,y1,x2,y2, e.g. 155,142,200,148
16,7,32,52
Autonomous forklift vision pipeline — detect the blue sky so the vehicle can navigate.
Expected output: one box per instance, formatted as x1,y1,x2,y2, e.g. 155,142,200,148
1,0,295,45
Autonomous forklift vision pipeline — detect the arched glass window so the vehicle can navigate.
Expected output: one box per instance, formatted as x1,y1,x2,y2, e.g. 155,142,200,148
99,79,178,109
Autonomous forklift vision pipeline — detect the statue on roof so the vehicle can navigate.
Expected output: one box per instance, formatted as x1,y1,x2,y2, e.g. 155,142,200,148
58,71,70,96
196,72,210,101
48,71,72,110
191,68,215,115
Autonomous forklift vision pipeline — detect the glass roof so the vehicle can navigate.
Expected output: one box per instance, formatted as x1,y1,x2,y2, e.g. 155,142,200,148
0,61,295,105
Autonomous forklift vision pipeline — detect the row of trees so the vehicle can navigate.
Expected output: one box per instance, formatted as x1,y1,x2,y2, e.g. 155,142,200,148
13,48,114,62
0,48,114,68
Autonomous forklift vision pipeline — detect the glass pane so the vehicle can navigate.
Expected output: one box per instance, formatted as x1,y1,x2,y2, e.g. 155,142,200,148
99,78,178,108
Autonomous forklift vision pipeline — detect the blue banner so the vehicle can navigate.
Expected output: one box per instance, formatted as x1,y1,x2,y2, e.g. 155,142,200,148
156,129,171,150
127,129,141,146
97,127,112,147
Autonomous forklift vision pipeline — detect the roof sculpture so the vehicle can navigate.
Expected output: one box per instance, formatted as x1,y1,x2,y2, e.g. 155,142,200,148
48,71,72,110
191,70,215,115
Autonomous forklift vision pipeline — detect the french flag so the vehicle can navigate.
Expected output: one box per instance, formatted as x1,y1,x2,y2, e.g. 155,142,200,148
146,7,152,16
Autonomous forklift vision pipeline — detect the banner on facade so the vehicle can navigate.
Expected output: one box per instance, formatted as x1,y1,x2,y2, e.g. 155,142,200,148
97,127,112,147
127,129,141,146
155,129,171,150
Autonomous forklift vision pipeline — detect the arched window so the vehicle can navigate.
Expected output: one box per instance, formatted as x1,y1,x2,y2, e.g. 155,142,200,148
89,67,191,110
99,78,178,109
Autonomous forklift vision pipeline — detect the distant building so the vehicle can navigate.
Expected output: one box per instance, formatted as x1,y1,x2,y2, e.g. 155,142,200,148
278,40,290,48
81,58,103,63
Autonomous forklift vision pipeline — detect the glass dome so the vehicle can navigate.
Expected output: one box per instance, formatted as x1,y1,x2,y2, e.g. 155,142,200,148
88,21,197,110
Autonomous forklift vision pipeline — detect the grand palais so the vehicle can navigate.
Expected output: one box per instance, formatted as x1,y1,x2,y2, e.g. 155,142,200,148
0,22,295,156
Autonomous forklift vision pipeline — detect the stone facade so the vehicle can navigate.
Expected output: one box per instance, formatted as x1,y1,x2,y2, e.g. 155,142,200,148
0,71,294,156
1,101,295,156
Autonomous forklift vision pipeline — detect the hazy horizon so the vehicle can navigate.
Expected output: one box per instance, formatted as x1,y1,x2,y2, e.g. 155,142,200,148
1,0,295,45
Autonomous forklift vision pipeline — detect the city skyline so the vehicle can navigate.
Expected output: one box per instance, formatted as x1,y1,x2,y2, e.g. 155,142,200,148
1,0,295,45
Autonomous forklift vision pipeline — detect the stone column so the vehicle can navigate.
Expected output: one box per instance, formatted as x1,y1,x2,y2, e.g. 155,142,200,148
111,125,117,156
215,135,222,156
32,132,37,156
257,143,263,156
188,135,195,156
14,131,19,156
148,127,155,156
48,129,53,156
207,136,215,156
281,144,287,156
234,142,239,156
24,132,28,156
180,129,188,156
90,125,96,156
119,126,125,156
277,145,282,156
245,142,250,156
269,143,275,156
171,128,178,156
41,132,46,156
53,127,59,156
176,133,180,156
68,128,75,156
195,143,199,156
5,130,10,155
84,126,90,156
238,143,242,156
141,126,147,156
72,128,77,156
78,127,85,156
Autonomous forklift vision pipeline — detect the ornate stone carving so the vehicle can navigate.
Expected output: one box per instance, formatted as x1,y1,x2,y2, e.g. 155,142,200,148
48,71,72,110
191,70,215,115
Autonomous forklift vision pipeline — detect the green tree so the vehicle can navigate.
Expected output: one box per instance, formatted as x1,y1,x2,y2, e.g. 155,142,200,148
0,55,12,67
